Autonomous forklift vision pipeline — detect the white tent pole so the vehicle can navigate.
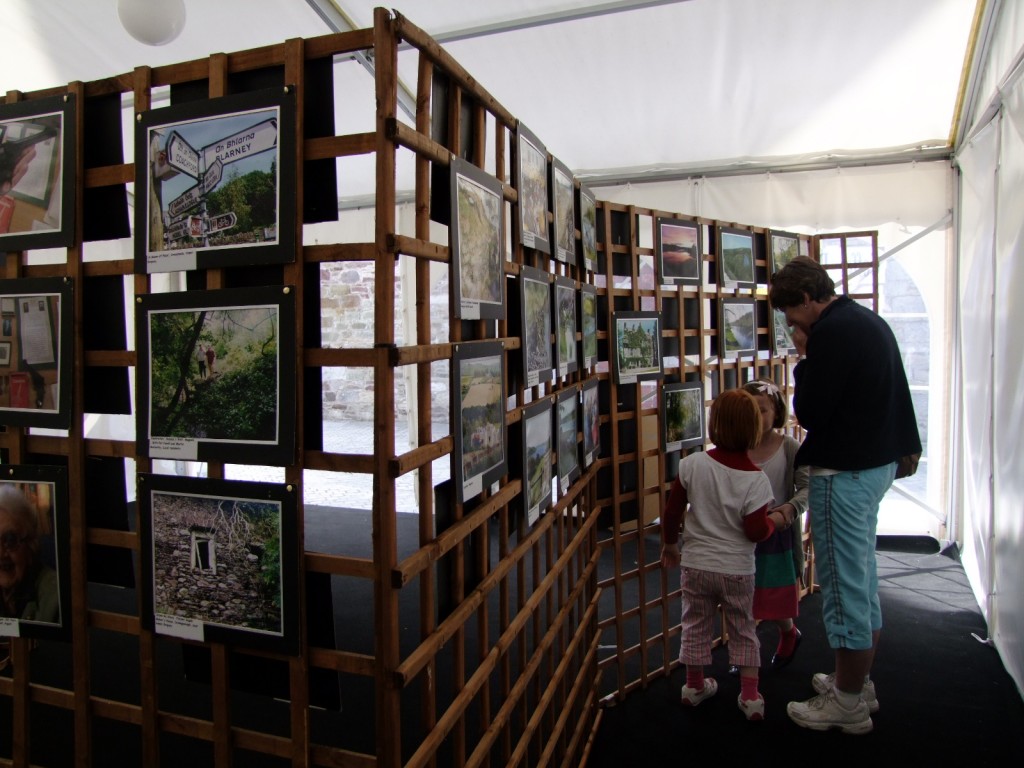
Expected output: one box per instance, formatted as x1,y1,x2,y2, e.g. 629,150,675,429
846,210,953,282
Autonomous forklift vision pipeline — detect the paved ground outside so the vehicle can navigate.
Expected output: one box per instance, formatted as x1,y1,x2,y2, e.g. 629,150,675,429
225,419,450,512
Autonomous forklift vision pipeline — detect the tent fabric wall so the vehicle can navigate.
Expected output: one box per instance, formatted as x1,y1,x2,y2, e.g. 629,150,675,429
954,119,997,623
991,72,1024,691
592,162,950,231
954,0,1024,697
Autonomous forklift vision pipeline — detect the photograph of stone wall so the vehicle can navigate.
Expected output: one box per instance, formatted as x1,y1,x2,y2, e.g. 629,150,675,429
150,489,283,636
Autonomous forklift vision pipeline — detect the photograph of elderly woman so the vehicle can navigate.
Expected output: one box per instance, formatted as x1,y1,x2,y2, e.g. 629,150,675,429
0,481,60,629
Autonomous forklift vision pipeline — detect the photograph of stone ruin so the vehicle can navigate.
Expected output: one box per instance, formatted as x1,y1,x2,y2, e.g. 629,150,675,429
150,490,283,636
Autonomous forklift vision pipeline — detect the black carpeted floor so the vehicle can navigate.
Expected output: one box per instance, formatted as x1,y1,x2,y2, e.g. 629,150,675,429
6,513,1023,765
589,537,1024,765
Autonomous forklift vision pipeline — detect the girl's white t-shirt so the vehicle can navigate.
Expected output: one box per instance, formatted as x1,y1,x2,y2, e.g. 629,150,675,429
677,452,773,576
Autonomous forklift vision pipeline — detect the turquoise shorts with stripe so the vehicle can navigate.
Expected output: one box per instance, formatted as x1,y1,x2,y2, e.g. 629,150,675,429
809,463,896,650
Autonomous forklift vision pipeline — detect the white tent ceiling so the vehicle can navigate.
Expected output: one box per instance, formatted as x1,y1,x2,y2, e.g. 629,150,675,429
2,0,980,187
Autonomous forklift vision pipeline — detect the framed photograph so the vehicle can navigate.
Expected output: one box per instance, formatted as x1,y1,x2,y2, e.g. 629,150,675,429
663,381,705,452
717,226,756,289
577,185,598,273
134,87,296,274
452,340,507,503
772,308,798,356
550,156,576,263
556,387,580,495
135,286,296,466
612,311,663,385
579,283,598,369
0,465,70,641
720,297,757,358
0,277,73,429
656,217,701,285
138,473,299,654
521,397,553,526
768,229,801,276
450,156,505,320
520,265,554,387
515,122,550,255
553,276,578,377
580,377,601,468
0,94,76,252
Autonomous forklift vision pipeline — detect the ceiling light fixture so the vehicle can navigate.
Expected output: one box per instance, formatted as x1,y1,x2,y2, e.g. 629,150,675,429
117,0,187,46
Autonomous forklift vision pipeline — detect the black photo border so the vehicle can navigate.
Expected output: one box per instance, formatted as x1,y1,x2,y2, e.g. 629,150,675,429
577,184,598,273
134,87,296,274
656,217,702,286
612,310,663,385
450,156,505,320
0,276,73,430
768,229,801,276
135,285,296,466
580,377,600,468
663,381,705,452
137,473,299,655
553,275,578,378
521,396,554,527
0,94,76,252
717,225,756,289
555,386,581,495
520,265,553,388
720,297,757,359
452,340,508,504
0,464,71,641
550,155,576,264
515,122,551,255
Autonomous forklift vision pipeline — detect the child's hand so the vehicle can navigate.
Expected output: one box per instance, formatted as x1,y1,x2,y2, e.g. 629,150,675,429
661,542,680,568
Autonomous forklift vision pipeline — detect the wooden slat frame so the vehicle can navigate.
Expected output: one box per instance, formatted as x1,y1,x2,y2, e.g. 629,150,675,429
0,9,879,767
1,10,604,768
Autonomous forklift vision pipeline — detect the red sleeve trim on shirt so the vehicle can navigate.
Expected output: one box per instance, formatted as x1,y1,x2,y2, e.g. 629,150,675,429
742,504,775,542
662,477,688,545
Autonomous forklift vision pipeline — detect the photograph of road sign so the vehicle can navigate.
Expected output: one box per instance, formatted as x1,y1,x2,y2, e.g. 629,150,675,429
134,88,295,274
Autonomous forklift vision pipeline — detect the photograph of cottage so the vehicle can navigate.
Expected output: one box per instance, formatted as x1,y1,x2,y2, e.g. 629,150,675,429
148,486,286,641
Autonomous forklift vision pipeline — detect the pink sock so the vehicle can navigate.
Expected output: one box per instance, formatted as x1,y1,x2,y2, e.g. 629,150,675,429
686,666,705,690
740,674,760,702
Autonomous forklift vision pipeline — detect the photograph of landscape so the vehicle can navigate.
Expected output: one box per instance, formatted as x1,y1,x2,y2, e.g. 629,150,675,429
523,399,553,524
657,218,701,284
718,228,755,287
521,266,553,386
552,160,575,263
721,298,756,357
454,344,506,501
453,158,504,319
664,382,704,451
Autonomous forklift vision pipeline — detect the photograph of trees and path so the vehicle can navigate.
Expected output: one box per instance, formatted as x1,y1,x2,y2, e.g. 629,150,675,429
147,304,281,443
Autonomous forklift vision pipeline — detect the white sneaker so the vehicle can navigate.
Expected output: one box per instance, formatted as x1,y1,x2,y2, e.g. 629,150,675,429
787,689,873,735
680,677,718,707
737,693,765,721
812,672,879,713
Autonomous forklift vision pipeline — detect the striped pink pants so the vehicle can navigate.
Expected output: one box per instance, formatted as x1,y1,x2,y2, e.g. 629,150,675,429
679,566,760,668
